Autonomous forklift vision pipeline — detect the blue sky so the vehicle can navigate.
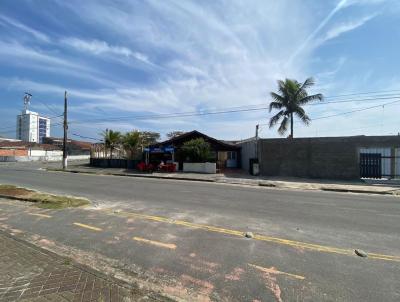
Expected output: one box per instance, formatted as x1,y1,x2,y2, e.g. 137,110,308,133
1,0,400,141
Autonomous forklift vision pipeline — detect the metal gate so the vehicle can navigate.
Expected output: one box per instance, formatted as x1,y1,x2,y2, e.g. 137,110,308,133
360,153,382,179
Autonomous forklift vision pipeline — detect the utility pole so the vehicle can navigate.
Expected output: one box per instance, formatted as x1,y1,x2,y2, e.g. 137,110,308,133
255,124,259,159
62,91,68,170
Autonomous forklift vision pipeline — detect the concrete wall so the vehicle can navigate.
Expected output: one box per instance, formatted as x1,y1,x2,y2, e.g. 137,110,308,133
0,149,28,156
183,162,217,174
258,136,400,179
0,154,89,162
29,150,63,157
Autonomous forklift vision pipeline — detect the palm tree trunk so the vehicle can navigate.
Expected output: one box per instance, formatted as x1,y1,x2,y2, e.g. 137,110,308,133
290,113,294,138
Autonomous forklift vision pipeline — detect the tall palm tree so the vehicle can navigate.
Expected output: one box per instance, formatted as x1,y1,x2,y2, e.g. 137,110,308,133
123,130,141,159
269,77,323,138
102,129,121,159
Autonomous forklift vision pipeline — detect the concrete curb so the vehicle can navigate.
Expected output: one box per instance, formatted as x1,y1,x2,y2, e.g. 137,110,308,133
320,187,394,195
46,168,399,196
47,168,216,183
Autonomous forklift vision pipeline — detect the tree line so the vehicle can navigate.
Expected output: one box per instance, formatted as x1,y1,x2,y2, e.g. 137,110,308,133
101,130,186,159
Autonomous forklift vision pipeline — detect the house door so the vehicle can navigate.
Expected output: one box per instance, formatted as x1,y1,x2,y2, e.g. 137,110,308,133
226,151,237,168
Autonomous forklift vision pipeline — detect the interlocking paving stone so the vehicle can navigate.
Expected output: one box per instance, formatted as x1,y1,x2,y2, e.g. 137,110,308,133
0,233,164,301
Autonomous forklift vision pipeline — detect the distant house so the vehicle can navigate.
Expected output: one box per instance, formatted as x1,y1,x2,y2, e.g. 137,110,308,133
149,130,241,171
43,137,92,156
0,141,61,161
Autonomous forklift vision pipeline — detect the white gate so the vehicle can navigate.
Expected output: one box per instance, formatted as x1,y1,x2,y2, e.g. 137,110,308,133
359,148,391,178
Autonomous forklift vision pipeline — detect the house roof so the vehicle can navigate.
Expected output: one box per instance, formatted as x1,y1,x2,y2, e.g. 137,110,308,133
69,140,92,150
44,137,93,150
152,130,240,150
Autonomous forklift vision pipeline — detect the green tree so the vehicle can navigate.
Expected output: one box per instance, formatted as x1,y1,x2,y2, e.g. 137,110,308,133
269,77,323,138
139,131,160,149
123,130,141,159
166,131,186,139
182,138,212,162
102,129,122,159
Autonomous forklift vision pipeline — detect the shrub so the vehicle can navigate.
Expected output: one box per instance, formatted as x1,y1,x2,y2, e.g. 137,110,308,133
181,138,212,162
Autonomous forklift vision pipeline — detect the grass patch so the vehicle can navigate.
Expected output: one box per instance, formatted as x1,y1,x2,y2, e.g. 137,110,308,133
0,184,90,209
62,258,72,266
0,184,33,196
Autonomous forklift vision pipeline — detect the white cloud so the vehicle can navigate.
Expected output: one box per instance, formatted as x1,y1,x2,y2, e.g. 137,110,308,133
287,0,349,65
0,40,122,87
61,37,153,65
0,15,50,42
2,1,394,139
343,0,389,7
322,14,377,42
12,0,316,138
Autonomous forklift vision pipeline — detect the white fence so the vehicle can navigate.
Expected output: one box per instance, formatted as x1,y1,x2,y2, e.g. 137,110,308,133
183,162,216,174
0,154,89,162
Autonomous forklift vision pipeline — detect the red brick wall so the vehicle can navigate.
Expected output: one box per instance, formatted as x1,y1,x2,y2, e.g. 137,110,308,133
0,149,28,156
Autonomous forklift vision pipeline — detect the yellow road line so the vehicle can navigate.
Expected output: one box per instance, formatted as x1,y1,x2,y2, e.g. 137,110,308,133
133,237,176,249
248,263,305,280
102,209,400,262
28,213,52,218
73,222,102,232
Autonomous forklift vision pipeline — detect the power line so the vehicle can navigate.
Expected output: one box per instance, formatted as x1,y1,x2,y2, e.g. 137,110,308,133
258,99,400,127
68,106,271,125
308,95,400,106
310,99,400,121
323,89,400,99
71,133,100,141
2,88,400,131
66,93,400,125
33,100,62,116
65,94,400,125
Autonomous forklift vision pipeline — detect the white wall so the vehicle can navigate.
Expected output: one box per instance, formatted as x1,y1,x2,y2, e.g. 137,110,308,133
0,154,89,162
183,162,216,174
29,149,63,157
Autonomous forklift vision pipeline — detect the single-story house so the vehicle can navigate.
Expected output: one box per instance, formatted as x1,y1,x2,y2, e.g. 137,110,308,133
43,137,92,155
149,130,241,171
238,135,400,179
0,141,62,161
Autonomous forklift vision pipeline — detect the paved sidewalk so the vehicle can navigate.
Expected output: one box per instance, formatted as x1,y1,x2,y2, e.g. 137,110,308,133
0,231,167,302
44,162,400,196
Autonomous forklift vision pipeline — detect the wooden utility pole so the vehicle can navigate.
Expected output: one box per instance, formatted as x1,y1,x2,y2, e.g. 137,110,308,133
62,91,68,170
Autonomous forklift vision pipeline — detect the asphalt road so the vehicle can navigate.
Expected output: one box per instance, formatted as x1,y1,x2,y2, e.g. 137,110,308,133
0,162,399,301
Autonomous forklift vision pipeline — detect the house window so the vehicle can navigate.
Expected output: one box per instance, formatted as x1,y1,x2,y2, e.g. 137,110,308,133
227,151,236,160
38,118,47,143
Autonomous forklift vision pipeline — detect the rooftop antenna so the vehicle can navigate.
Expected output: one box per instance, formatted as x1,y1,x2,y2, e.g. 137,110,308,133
23,92,32,110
